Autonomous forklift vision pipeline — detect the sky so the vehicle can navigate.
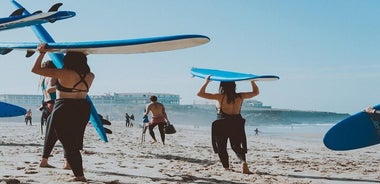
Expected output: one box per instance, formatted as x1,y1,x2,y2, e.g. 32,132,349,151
0,0,380,114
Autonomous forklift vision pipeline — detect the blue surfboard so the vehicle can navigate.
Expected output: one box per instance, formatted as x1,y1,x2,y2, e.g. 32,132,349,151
191,67,280,82
0,8,75,31
11,0,108,142
323,104,380,151
0,101,26,117
0,34,210,56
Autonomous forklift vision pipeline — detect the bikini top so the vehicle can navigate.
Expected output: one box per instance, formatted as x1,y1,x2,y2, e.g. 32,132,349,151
56,72,89,93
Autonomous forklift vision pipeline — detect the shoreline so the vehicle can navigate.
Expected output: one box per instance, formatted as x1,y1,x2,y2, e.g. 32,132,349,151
1,121,380,184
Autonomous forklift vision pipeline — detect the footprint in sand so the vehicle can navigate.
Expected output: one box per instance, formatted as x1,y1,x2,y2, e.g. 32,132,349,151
25,170,38,174
1,178,21,184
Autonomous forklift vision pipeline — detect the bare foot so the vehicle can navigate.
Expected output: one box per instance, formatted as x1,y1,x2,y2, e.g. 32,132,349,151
242,163,253,174
63,163,71,170
72,176,87,182
151,140,157,144
39,163,55,168
39,158,55,168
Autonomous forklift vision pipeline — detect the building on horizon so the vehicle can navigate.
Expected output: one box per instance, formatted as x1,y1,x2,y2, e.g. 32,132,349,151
0,92,180,107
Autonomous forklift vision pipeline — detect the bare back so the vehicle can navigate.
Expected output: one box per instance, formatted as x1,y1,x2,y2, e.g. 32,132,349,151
146,102,166,118
217,94,244,115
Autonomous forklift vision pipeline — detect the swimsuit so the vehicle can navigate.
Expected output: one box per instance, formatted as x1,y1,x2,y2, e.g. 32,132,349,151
56,73,89,92
48,72,91,177
211,95,247,168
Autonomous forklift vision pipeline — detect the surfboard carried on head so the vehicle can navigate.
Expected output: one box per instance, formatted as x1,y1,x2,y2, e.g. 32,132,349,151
8,0,209,142
0,34,210,57
323,104,380,151
0,101,26,117
191,67,280,82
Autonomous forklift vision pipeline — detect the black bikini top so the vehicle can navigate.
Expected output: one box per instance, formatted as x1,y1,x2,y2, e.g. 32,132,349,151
56,72,89,93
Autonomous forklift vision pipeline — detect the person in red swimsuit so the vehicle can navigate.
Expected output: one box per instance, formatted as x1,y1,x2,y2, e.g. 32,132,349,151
143,95,169,145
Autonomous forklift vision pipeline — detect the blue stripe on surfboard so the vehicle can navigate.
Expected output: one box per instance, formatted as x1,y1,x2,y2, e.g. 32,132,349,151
191,67,280,82
0,34,210,54
0,11,75,31
11,0,108,142
323,104,380,151
0,101,26,117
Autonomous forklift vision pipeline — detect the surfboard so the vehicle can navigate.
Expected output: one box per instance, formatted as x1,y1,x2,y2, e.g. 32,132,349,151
0,8,75,31
0,101,27,117
11,0,108,142
323,104,380,151
191,67,280,82
0,35,210,56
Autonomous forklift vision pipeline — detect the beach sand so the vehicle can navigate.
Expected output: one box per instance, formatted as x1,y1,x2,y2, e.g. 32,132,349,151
1,121,380,184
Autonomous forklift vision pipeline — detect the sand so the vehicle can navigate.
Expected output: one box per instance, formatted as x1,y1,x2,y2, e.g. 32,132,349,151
1,121,380,184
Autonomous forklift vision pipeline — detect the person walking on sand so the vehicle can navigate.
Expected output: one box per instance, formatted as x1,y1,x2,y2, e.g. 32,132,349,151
143,95,169,145
197,75,259,174
38,60,70,170
32,43,94,182
25,109,32,125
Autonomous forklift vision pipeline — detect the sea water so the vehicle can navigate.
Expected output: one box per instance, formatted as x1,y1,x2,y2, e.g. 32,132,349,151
245,123,334,142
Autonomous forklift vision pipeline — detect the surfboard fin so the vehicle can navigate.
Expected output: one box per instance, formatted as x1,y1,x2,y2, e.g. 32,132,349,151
0,48,13,55
104,127,112,134
25,50,35,58
10,8,25,16
48,3,63,12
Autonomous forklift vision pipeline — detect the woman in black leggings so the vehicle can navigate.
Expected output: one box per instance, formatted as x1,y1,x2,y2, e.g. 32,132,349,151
197,75,259,174
32,43,94,182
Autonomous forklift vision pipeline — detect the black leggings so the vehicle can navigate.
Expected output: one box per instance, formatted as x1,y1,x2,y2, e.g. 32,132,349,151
148,123,165,143
212,115,247,168
49,99,90,177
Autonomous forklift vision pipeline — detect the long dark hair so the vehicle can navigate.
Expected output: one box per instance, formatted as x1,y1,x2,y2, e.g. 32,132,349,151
219,82,240,104
63,52,90,74
42,60,56,69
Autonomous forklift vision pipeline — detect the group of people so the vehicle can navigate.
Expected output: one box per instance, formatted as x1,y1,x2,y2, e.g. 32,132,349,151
125,113,134,127
30,42,380,180
28,41,275,178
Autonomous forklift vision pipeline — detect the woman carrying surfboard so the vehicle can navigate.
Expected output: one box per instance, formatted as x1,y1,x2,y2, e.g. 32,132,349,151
197,75,259,174
32,43,94,182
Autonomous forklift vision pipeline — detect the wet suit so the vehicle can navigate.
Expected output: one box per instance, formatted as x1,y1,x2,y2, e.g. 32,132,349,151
211,96,247,169
48,73,90,177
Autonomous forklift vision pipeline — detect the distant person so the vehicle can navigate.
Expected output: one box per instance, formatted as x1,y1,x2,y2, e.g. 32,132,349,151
254,128,259,136
125,113,131,127
39,60,57,129
130,114,134,127
143,95,169,145
38,60,70,170
25,109,32,125
197,75,259,174
32,43,94,182
141,110,150,144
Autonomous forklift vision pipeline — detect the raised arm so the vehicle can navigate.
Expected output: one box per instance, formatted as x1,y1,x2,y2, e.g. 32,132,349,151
240,80,259,99
31,43,65,79
197,75,219,100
